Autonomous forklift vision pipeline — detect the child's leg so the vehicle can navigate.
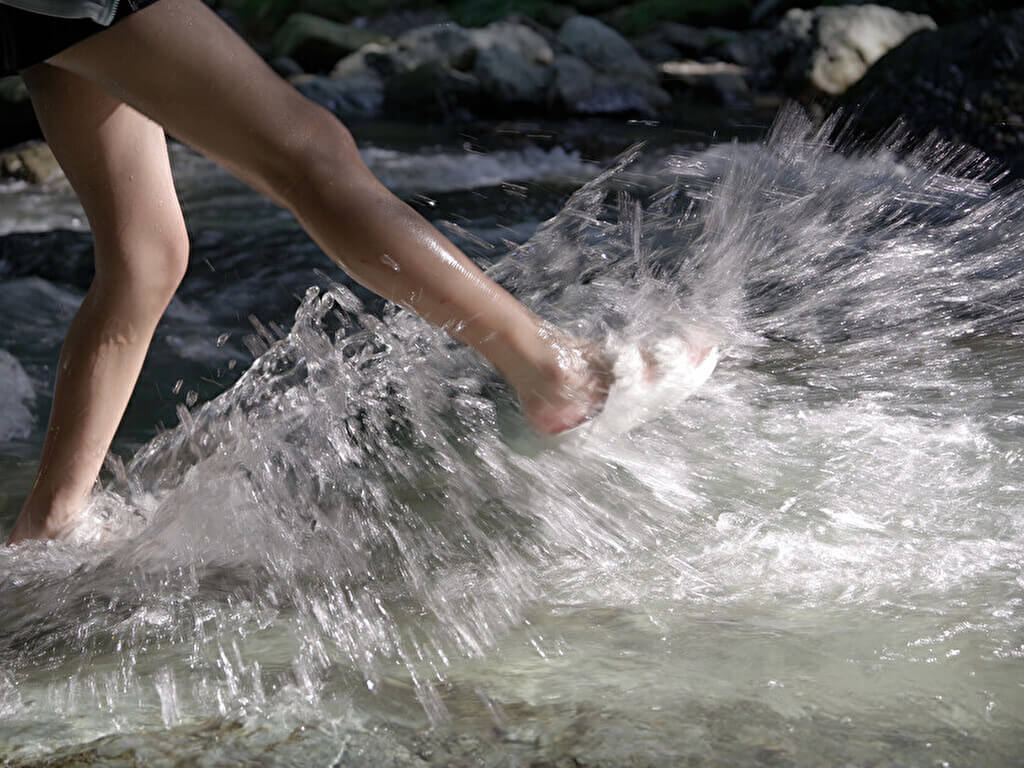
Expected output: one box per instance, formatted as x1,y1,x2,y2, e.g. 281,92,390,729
7,64,188,544
44,0,611,436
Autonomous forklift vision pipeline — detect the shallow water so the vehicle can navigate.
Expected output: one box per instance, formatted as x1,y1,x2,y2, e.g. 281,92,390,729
1,109,1022,766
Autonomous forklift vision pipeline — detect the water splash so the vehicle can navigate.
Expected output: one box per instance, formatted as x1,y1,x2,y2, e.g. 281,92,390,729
1,107,1022,762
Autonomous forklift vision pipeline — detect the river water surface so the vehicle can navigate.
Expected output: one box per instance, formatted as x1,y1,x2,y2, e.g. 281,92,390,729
0,109,1022,766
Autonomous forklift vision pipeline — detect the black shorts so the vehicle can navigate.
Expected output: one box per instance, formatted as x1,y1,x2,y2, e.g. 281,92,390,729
0,0,162,76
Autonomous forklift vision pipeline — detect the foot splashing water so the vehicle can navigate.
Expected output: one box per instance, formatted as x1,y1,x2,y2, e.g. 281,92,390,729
1,108,1022,765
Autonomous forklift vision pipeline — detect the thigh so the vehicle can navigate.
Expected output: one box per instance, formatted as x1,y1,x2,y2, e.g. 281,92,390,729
43,0,344,198
21,63,185,274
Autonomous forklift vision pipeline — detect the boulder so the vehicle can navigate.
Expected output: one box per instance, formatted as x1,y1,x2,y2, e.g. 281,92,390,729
293,72,384,118
471,22,555,106
642,22,740,61
393,23,479,71
838,9,1024,177
551,54,670,117
0,349,34,442
383,61,482,120
557,15,656,82
549,17,669,116
334,21,561,116
550,54,595,109
333,42,408,81
475,43,553,105
0,141,61,184
777,4,936,97
272,13,389,73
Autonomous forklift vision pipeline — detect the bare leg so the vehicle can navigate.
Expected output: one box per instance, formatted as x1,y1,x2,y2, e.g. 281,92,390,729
7,65,188,544
44,0,611,436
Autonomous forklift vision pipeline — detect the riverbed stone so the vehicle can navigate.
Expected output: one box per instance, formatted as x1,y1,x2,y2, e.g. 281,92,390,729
272,13,390,73
777,4,936,97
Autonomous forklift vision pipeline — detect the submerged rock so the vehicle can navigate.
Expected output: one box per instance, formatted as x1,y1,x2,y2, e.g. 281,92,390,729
838,9,1024,177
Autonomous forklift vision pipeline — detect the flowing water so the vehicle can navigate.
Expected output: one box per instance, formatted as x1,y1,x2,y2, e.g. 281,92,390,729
1,109,1022,766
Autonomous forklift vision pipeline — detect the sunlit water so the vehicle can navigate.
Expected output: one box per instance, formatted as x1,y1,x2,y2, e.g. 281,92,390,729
1,109,1022,766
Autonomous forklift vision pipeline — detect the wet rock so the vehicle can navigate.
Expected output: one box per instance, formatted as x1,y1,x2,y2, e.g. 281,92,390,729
0,74,29,105
557,15,656,82
472,22,555,107
550,53,596,110
551,54,671,116
383,60,482,120
318,16,669,121
0,141,61,184
0,349,34,442
659,60,751,107
293,72,384,118
271,13,390,73
393,23,479,71
838,9,1024,177
635,22,739,63
776,4,936,97
0,76,40,150
550,16,670,116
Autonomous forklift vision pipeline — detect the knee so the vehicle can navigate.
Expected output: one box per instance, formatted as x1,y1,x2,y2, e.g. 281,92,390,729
97,220,190,309
264,104,366,209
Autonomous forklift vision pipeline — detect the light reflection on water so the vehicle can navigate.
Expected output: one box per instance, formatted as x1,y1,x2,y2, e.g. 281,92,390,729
1,108,1022,765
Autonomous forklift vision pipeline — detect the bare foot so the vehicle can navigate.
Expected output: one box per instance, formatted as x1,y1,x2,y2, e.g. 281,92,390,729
6,502,77,545
514,333,614,436
515,332,716,437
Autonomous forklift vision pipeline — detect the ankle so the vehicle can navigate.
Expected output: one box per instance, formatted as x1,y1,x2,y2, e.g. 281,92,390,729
513,334,613,435
13,494,83,542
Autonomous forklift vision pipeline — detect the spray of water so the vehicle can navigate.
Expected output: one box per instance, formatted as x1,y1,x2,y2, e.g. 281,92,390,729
1,107,1022,761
